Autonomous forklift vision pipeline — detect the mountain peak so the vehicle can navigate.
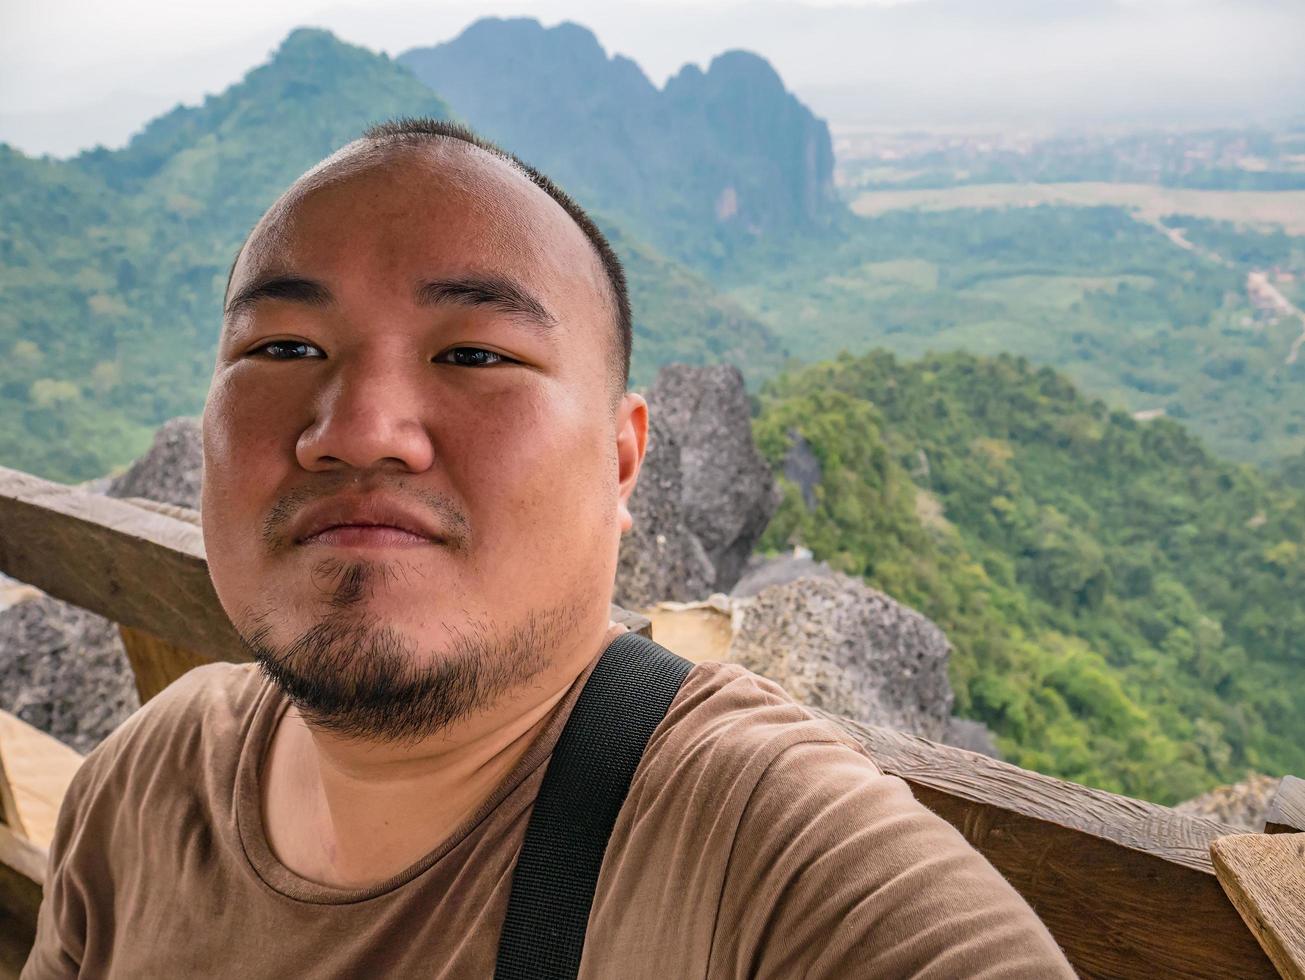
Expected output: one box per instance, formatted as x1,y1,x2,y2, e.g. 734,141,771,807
402,17,648,95
399,18,838,267
704,50,786,91
277,26,342,51
454,16,606,58
74,28,450,198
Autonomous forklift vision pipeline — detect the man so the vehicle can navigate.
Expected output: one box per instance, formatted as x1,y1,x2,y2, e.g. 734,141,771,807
24,119,1074,978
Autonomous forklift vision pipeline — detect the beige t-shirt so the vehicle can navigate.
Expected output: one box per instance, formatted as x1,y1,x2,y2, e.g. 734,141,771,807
24,638,1074,979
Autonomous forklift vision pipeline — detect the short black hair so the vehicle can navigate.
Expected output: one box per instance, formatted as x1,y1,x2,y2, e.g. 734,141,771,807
362,117,632,390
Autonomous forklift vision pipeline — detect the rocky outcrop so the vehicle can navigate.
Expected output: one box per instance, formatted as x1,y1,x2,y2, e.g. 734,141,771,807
1175,773,1280,830
614,416,715,608
645,364,778,592
731,548,835,597
106,416,203,508
728,573,954,740
648,582,989,748
781,430,821,511
0,418,203,750
942,718,1001,759
0,595,138,753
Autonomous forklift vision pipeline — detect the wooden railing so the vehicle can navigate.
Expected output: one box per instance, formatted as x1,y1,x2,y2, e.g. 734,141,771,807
1,464,1301,978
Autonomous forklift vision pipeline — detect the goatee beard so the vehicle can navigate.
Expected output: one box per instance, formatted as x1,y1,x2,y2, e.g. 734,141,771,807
240,573,587,744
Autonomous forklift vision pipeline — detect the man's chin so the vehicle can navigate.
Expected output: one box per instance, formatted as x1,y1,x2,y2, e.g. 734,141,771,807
237,601,583,744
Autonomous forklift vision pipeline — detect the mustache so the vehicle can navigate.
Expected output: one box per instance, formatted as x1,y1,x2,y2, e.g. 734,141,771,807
259,476,470,551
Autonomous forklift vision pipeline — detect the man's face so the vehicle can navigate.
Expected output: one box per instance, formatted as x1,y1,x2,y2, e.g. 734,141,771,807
201,142,645,739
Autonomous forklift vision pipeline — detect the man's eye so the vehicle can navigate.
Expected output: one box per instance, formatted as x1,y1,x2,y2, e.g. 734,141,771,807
251,341,325,359
437,347,509,367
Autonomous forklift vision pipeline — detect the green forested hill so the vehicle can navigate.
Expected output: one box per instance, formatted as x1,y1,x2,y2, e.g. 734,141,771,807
728,204,1305,468
0,29,454,480
0,27,784,480
757,349,1303,802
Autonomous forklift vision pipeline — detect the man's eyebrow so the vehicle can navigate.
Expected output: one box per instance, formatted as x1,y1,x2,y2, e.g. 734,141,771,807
416,275,557,328
225,275,334,318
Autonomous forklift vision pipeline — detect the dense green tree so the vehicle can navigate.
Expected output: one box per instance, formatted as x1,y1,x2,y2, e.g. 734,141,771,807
756,349,1305,802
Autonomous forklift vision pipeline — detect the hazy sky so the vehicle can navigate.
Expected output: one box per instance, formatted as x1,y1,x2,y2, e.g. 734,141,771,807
3,0,1302,157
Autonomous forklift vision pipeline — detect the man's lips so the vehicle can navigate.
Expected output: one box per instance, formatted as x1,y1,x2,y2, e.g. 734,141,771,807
289,496,446,549
303,524,432,548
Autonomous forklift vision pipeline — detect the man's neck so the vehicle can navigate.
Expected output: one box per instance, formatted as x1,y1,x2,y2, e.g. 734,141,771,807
260,621,623,889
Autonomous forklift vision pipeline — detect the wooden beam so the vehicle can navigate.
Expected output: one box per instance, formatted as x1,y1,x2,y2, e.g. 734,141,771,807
0,466,247,666
0,751,23,841
1265,775,1305,835
0,712,82,852
0,822,43,970
610,604,652,638
118,625,216,703
812,708,1277,979
1212,833,1305,980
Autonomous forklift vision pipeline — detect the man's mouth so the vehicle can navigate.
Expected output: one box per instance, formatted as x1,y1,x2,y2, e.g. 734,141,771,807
289,496,446,550
301,523,433,549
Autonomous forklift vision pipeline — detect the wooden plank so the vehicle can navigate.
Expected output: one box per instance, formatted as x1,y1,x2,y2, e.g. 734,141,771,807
1266,775,1305,835
642,601,734,663
118,625,216,703
812,708,1277,979
0,712,82,852
1212,833,1305,980
0,750,23,839
0,466,247,666
0,820,45,889
0,924,34,980
610,604,652,638
0,822,43,969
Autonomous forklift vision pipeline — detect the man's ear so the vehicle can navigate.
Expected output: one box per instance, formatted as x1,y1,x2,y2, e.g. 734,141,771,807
615,392,648,534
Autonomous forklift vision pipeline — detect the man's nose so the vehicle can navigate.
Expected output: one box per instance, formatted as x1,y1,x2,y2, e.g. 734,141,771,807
295,359,436,473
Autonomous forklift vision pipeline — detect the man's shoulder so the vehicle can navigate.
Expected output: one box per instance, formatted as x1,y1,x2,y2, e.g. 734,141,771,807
69,661,268,803
643,657,878,787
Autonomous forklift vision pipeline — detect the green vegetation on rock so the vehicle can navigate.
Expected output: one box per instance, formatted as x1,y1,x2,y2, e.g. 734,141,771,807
757,349,1304,802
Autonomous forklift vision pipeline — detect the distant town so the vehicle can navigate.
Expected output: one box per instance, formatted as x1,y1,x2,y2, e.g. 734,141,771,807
832,126,1305,192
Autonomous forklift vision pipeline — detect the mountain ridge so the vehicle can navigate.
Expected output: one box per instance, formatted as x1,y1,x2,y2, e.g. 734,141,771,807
399,17,839,270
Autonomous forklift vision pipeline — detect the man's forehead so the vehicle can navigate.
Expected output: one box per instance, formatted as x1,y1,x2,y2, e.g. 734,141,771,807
232,139,601,297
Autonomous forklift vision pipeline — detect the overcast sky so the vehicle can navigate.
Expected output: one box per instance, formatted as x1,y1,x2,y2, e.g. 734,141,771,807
3,0,1302,157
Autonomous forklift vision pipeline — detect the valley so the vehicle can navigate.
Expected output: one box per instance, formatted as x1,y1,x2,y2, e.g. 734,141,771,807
849,182,1305,234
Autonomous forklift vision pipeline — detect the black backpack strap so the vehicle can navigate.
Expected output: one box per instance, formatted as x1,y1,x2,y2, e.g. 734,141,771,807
494,630,694,980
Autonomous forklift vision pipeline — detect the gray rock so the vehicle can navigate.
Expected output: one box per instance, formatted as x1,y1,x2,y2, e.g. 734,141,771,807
782,429,821,512
1175,773,1280,831
942,717,1001,758
647,364,778,592
729,573,954,740
731,550,835,598
106,416,203,509
1,417,202,751
615,416,716,608
0,595,139,754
